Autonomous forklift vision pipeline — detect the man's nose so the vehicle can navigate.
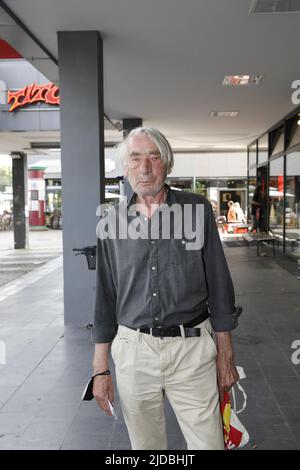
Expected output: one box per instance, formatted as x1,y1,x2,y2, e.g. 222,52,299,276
139,157,152,174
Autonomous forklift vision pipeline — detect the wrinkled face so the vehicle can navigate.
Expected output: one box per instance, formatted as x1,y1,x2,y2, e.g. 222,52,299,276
124,133,167,197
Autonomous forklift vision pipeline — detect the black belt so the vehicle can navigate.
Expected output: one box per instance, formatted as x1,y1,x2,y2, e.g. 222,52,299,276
127,309,209,338
130,326,201,338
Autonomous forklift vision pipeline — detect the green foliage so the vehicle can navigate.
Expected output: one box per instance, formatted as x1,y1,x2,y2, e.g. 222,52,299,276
0,164,11,188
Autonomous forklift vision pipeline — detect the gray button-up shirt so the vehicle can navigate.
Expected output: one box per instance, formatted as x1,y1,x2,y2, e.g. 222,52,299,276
92,185,238,343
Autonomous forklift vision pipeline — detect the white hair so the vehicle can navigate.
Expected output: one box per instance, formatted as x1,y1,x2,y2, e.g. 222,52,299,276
117,127,174,174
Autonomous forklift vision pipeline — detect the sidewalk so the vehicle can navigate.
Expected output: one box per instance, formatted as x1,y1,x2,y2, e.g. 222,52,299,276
0,243,300,449
0,230,62,287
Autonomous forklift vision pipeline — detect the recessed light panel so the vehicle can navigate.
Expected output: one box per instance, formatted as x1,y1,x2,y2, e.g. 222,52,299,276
210,111,239,117
223,75,264,86
250,0,300,13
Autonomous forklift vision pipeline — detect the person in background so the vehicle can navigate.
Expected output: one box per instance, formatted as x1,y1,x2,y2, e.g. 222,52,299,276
233,202,246,224
227,200,236,223
249,185,264,233
1,210,12,230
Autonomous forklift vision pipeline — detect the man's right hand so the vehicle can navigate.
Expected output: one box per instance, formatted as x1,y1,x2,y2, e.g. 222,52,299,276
93,342,114,415
93,373,114,416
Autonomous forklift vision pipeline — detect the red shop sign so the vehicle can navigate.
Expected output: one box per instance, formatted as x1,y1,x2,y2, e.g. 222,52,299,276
278,175,284,193
7,82,60,112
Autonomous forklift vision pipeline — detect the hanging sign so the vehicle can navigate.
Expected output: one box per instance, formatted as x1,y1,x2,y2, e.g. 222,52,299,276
7,82,60,112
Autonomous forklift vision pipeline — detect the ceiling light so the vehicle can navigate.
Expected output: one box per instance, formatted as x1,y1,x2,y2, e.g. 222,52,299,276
250,0,300,13
210,111,239,118
30,142,60,149
223,75,250,86
222,75,263,86
198,144,215,148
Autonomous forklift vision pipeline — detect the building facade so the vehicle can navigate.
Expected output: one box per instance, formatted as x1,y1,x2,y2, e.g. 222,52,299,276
247,108,300,259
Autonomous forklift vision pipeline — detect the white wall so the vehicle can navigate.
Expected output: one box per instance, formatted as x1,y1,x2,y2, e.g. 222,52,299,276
170,152,247,178
27,149,247,179
104,149,247,179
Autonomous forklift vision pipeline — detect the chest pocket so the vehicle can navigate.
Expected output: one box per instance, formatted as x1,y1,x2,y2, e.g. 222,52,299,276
170,238,203,266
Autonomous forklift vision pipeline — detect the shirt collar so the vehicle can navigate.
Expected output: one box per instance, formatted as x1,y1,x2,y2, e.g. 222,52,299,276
127,182,177,209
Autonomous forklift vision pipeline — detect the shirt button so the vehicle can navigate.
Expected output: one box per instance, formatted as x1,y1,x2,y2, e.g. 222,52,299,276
154,317,159,321
182,240,186,244
152,292,157,297
152,266,156,270
151,240,154,244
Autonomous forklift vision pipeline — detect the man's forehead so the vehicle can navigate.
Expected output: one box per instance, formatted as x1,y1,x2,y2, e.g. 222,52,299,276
127,134,159,152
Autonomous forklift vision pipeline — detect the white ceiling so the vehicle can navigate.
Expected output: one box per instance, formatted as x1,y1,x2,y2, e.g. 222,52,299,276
0,130,60,154
0,129,121,153
1,0,300,150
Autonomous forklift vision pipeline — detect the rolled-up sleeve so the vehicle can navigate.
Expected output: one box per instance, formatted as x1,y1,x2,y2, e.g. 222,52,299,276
92,237,117,343
202,201,238,332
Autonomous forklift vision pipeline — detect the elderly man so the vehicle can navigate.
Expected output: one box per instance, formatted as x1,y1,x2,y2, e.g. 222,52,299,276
92,127,240,450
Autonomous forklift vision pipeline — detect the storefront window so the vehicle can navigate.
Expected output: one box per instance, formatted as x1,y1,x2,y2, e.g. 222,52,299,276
248,175,257,223
270,127,284,157
105,178,122,204
196,178,247,218
248,142,257,166
45,179,62,228
0,155,13,215
269,157,284,244
286,152,300,257
258,134,268,165
286,116,300,151
166,177,193,191
166,177,246,218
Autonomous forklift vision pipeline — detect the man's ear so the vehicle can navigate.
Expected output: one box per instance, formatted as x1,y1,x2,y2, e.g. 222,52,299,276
123,167,128,178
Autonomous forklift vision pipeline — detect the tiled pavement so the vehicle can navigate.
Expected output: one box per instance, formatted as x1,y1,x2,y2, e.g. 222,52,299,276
0,230,62,287
0,243,300,450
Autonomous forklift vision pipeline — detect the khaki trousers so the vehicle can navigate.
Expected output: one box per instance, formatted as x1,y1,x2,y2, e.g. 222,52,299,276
110,318,224,450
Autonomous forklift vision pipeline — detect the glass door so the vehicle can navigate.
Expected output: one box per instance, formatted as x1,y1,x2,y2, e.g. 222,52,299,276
257,165,268,232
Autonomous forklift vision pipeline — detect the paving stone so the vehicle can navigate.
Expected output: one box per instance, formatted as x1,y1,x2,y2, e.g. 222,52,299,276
67,414,115,435
248,438,298,450
265,376,300,392
109,422,131,448
61,432,111,450
260,364,298,378
167,434,187,450
273,390,300,408
1,393,47,413
15,417,73,448
0,413,33,434
0,433,22,450
280,407,300,427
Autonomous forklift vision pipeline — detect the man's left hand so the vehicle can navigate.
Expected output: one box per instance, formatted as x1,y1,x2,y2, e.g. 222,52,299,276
216,353,239,401
215,331,239,401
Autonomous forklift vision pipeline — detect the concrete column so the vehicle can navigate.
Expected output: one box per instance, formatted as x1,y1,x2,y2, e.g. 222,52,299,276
11,152,29,249
122,118,143,199
57,31,105,327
